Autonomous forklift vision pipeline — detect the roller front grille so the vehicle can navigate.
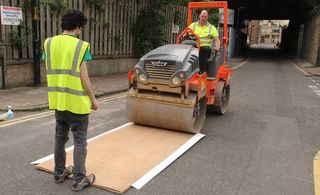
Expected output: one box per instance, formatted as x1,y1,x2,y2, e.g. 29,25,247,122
144,62,176,80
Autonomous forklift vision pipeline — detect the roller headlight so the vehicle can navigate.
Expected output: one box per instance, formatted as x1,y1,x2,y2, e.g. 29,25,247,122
138,74,147,82
171,77,180,85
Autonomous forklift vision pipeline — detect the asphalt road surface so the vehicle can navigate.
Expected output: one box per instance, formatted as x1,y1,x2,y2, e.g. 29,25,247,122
0,49,319,195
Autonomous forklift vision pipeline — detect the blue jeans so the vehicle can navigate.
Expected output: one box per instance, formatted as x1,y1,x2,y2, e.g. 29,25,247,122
54,110,89,182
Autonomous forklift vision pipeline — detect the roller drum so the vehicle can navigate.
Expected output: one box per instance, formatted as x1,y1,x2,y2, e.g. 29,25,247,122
126,92,206,133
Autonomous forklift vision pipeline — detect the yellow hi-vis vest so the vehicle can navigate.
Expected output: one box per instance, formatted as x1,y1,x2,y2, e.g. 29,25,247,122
44,35,91,114
189,22,218,47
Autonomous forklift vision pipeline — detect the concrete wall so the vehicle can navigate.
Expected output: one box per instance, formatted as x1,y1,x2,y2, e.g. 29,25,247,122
88,58,138,76
4,57,138,88
301,15,320,65
297,25,304,57
227,27,236,60
4,64,39,88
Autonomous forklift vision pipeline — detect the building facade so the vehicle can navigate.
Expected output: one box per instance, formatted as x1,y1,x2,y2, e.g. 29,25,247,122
258,20,289,44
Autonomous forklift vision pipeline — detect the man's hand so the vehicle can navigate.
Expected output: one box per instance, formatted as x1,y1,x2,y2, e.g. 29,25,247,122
214,45,220,52
80,62,99,111
91,99,99,110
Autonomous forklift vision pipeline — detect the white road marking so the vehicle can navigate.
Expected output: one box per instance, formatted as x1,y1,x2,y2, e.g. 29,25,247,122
307,85,320,97
309,85,319,89
132,133,205,189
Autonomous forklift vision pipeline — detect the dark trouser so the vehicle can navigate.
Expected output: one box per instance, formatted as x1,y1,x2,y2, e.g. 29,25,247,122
54,110,89,182
199,46,212,74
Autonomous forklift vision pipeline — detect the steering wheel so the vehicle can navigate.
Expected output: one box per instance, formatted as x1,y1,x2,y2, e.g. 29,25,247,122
184,33,197,41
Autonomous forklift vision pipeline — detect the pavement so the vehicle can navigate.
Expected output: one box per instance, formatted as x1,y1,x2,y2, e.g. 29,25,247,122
0,55,319,113
289,57,320,76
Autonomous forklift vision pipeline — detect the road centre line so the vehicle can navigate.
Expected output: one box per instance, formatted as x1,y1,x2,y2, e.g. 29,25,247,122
0,92,127,128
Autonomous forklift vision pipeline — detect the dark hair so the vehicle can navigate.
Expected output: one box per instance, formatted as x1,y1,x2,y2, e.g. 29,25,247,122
61,9,87,30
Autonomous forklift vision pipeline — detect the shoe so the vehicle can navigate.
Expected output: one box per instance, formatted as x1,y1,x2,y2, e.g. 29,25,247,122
54,165,74,183
71,174,96,192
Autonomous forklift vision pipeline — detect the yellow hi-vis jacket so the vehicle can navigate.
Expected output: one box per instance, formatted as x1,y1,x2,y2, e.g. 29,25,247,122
189,22,219,48
44,35,91,114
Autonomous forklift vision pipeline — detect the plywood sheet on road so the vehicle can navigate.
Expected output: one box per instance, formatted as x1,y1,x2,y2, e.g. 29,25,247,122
34,123,204,194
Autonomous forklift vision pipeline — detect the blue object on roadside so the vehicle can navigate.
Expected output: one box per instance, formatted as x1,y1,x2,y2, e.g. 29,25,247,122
6,105,13,119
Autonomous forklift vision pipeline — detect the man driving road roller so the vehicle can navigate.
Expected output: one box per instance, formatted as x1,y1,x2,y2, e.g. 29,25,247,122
189,10,220,75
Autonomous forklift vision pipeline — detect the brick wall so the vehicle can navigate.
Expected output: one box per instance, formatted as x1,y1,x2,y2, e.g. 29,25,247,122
301,16,320,66
248,20,259,45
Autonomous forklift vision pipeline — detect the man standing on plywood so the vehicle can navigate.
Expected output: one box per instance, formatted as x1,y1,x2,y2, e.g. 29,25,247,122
42,9,98,192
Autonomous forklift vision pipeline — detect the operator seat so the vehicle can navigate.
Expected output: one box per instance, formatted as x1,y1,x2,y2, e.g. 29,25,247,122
207,47,224,80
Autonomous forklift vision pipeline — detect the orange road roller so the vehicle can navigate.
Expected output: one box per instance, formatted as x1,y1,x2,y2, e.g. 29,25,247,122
127,1,232,133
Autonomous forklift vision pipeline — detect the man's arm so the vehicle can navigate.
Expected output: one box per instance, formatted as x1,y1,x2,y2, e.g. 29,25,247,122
210,25,220,52
80,61,98,110
213,36,220,52
208,36,221,62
